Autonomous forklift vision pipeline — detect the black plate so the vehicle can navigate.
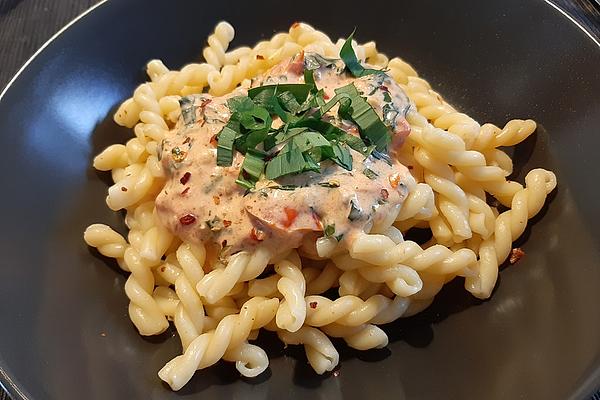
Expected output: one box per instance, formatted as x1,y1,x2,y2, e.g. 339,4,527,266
1,0,600,399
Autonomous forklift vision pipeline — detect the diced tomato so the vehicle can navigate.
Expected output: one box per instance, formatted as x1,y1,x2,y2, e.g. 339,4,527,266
287,51,305,75
389,173,402,188
282,207,298,228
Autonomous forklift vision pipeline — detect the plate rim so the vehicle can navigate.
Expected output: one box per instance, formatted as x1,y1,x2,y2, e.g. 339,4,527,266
0,1,598,399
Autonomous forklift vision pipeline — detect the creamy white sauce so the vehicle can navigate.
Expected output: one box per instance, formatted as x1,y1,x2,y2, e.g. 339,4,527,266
155,53,415,262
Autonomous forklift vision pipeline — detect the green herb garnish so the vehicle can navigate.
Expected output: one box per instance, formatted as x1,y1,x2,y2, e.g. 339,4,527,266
339,30,384,78
179,97,196,126
324,224,336,237
335,84,391,151
348,199,362,221
363,167,379,180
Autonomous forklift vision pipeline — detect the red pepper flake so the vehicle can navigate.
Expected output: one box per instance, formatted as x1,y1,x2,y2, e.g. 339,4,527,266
407,165,413,170
160,266,166,272
309,301,318,309
509,248,525,264
389,173,402,188
380,188,389,200
291,22,300,29
250,227,266,241
223,220,232,227
181,187,190,195
310,210,324,231
282,207,298,228
120,186,128,192
183,137,191,144
213,196,221,205
200,98,212,108
180,171,191,185
256,54,265,60
380,85,389,92
323,93,330,100
210,134,218,146
221,240,228,247
179,214,196,225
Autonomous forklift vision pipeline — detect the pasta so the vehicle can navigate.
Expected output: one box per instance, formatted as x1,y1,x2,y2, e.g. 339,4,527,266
84,21,557,390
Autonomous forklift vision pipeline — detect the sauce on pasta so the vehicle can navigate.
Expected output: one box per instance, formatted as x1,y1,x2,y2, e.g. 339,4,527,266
155,53,415,259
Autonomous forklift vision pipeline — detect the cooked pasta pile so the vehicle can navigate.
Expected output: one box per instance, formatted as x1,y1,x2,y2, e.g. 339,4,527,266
84,21,557,390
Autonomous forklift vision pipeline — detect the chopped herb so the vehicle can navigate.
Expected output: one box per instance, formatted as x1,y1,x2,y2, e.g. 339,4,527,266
348,199,362,221
383,91,392,103
269,184,298,191
171,147,187,162
236,149,265,189
382,103,399,127
216,125,238,166
206,216,223,231
179,97,196,126
339,30,385,78
317,180,340,188
372,149,393,166
324,224,336,237
363,167,379,180
265,140,306,179
330,142,353,170
335,84,391,151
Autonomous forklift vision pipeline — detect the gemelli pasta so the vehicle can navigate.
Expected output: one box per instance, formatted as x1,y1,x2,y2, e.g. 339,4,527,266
84,21,557,390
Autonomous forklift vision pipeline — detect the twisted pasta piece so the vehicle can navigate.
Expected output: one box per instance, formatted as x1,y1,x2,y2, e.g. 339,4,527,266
202,21,251,69
83,224,128,263
305,294,410,327
222,341,269,378
277,326,339,374
321,323,388,350
466,169,557,298
304,262,341,295
122,246,169,335
106,164,155,211
349,233,478,278
196,247,271,304
158,297,279,390
274,259,306,332
172,243,207,350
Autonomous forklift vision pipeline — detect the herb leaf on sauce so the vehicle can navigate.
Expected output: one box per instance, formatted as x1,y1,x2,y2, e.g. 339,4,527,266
339,30,385,78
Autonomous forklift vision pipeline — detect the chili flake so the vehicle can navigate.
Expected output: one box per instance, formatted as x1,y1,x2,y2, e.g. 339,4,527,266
380,188,389,200
179,214,196,225
291,22,300,29
120,187,128,192
181,187,190,195
223,220,232,227
213,196,221,205
180,172,191,185
309,301,318,309
250,227,266,241
256,54,265,60
509,248,525,264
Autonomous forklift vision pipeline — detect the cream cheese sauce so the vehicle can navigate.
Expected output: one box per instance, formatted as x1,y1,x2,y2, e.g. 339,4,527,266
155,53,415,261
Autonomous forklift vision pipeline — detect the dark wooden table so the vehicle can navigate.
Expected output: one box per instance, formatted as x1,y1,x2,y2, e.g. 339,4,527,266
0,1,598,399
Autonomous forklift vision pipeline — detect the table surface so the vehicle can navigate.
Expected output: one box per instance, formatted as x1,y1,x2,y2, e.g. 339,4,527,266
0,1,598,399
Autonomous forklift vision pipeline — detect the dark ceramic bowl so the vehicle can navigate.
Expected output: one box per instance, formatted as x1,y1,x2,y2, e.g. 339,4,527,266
1,1,599,399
